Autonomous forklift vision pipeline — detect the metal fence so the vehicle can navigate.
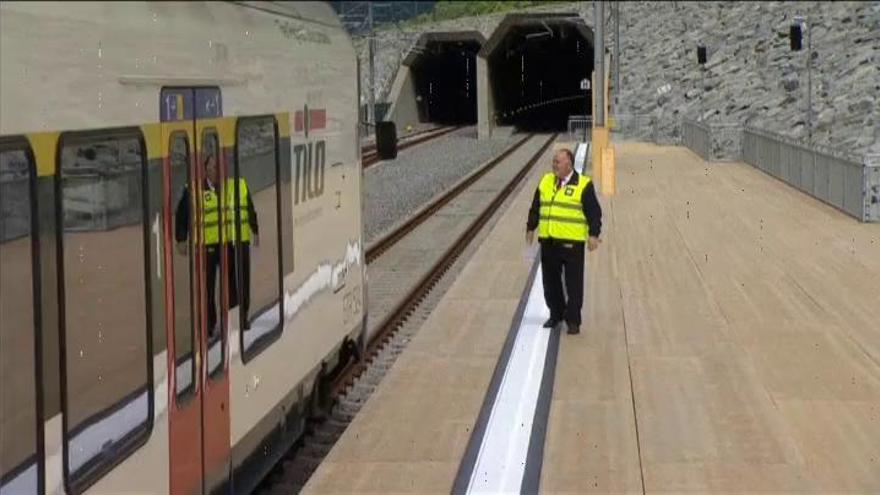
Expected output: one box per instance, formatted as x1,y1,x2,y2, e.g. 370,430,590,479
62,169,143,232
563,111,879,222
681,117,742,162
0,176,29,242
567,115,592,142
681,118,710,160
359,103,390,135
742,126,880,222
568,114,659,143
610,113,658,142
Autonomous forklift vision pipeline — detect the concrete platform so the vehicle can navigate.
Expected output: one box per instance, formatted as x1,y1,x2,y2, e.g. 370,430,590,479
304,142,880,494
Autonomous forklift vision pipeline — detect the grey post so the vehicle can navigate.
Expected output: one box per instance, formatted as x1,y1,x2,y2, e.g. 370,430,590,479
807,16,812,144
613,1,620,109
594,1,605,127
368,2,376,129
794,14,812,144
700,49,706,118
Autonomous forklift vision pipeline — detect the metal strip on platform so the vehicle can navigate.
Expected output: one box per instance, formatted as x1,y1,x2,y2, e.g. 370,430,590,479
452,253,562,494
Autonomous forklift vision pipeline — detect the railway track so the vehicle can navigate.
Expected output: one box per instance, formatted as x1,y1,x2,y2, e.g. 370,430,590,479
361,125,461,168
257,132,558,494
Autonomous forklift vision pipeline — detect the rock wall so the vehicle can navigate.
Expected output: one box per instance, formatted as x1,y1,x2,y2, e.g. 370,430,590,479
355,1,879,155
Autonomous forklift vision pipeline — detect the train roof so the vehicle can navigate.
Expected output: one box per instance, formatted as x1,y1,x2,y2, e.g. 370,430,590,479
0,1,354,135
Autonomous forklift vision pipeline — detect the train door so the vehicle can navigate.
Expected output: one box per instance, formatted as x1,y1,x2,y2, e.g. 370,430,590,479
161,87,230,494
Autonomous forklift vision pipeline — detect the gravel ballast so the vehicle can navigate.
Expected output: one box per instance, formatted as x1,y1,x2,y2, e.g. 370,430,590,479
363,126,521,243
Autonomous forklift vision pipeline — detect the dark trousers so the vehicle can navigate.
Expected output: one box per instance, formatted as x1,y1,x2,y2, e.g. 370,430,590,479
540,239,585,326
228,243,251,327
206,245,221,338
205,243,251,335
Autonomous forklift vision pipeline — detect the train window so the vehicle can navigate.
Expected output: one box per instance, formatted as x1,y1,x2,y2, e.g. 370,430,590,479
0,143,41,495
235,117,282,359
169,133,195,398
201,129,224,377
58,131,152,488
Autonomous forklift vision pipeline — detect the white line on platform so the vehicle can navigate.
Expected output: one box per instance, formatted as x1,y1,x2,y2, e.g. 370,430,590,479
467,269,551,494
574,142,588,175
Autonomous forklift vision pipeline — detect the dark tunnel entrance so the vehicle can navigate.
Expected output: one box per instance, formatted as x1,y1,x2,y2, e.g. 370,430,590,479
486,17,593,132
410,39,481,124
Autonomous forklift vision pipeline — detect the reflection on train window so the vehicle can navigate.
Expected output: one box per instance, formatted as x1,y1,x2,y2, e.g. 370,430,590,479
201,129,224,377
0,145,40,495
236,117,282,358
59,132,151,485
170,133,195,398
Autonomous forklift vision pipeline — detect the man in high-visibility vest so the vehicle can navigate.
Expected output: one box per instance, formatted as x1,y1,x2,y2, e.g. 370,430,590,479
174,154,259,334
525,149,602,335
201,154,224,336
222,162,259,329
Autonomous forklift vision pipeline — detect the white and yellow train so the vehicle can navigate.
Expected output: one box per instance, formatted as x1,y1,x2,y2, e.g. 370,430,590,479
0,2,366,493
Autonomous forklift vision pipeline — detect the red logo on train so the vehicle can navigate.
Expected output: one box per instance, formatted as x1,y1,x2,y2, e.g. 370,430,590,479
293,105,327,137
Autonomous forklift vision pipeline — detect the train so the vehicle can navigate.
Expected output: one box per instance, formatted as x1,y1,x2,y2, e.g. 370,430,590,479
0,2,367,493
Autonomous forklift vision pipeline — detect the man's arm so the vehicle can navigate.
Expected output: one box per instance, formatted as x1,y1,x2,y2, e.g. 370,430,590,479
526,187,540,232
582,182,602,238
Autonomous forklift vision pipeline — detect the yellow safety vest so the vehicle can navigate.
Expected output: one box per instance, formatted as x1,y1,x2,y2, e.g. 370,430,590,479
202,178,252,245
537,172,590,241
224,178,252,243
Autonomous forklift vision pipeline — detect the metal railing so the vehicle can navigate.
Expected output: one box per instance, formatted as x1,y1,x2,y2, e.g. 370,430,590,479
568,113,658,143
681,118,711,160
681,117,741,162
0,176,30,242
360,102,390,123
567,115,592,142
359,103,390,137
610,113,657,142
679,117,879,222
741,126,880,222
61,170,143,232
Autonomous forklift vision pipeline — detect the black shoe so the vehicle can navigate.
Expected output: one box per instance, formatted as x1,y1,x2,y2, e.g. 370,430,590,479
542,317,560,329
566,323,580,335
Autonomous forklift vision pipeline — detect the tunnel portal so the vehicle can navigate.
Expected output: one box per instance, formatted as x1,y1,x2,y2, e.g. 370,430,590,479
481,15,594,134
410,39,482,124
